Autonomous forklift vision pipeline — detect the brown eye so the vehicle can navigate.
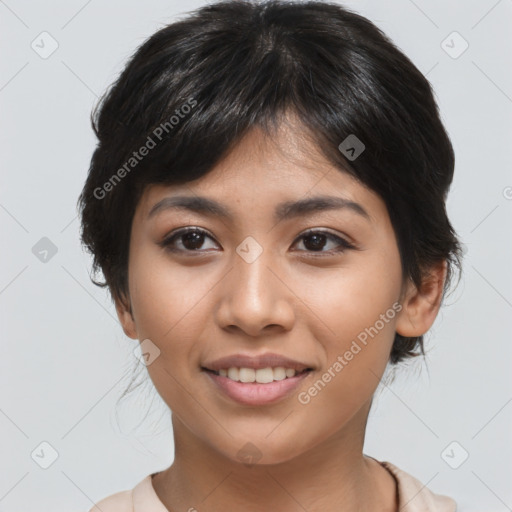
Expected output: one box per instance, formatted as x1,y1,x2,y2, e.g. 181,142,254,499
292,230,355,255
160,227,218,253
159,227,355,256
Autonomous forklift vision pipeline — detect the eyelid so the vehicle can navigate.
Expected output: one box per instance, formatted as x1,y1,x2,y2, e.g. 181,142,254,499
299,227,355,244
291,228,357,253
159,226,216,251
159,226,358,254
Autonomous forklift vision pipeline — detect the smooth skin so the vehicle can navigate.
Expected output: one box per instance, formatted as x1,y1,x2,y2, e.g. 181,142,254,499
115,117,446,512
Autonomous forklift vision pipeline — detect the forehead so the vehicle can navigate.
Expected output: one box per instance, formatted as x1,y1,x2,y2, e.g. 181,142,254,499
136,123,385,226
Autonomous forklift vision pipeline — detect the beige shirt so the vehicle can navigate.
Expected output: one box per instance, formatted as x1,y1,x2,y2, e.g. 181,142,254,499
88,460,457,511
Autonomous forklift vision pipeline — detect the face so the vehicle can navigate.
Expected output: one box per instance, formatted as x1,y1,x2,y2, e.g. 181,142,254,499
116,121,437,465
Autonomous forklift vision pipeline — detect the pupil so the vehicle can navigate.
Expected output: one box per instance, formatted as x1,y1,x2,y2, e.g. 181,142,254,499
305,234,325,251
180,232,328,251
183,231,204,250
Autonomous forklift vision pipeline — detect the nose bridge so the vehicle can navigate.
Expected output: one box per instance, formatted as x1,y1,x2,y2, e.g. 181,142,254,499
236,244,275,302
215,236,294,334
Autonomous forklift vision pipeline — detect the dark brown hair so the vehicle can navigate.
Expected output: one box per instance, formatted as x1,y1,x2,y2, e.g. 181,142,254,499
78,0,464,365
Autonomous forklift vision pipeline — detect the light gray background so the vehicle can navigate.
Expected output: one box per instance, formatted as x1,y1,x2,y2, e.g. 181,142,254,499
1,0,511,510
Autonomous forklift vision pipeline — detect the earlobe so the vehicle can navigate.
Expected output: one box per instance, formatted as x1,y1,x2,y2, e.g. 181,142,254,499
395,260,447,338
114,292,138,340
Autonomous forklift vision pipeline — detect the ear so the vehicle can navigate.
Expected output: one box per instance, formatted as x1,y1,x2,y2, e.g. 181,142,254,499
114,291,138,340
395,260,447,338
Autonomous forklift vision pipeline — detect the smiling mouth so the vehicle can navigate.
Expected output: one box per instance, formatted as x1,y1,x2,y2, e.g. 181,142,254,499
201,365,313,406
201,366,313,383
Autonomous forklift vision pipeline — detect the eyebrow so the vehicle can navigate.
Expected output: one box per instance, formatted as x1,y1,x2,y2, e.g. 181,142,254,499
148,194,371,223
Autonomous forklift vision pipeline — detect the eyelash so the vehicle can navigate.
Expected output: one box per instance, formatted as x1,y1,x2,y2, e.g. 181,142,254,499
158,227,356,257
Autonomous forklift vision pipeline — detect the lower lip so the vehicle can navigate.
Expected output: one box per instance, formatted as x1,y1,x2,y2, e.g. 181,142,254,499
203,370,312,406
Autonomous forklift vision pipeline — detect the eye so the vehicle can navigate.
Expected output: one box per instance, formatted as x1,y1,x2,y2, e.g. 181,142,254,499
159,227,355,256
159,227,217,253
291,229,355,256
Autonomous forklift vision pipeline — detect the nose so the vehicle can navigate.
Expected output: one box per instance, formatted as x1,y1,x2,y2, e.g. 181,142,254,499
214,247,295,337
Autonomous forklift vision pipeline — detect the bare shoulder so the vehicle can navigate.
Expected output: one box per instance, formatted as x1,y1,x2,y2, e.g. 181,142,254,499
87,488,133,512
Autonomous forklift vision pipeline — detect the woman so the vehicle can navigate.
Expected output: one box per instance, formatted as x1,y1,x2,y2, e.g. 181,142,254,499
79,1,463,510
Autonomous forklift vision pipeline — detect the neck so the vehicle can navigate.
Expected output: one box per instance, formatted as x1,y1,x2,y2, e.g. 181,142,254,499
152,401,397,512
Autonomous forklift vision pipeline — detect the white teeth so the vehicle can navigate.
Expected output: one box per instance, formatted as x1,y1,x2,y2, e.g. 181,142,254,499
273,367,286,381
239,368,256,383
215,366,303,382
227,367,239,381
255,368,273,383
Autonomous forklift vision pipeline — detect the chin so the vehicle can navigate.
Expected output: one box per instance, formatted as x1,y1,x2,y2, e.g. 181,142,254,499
216,433,310,467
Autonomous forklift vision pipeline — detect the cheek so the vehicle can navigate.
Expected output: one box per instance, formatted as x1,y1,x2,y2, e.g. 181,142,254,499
127,254,207,409
126,254,207,400
295,293,398,437
128,247,214,340
297,257,401,344
294,250,402,396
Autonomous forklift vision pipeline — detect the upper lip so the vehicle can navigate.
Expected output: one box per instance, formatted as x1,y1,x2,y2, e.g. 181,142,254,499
202,352,314,373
